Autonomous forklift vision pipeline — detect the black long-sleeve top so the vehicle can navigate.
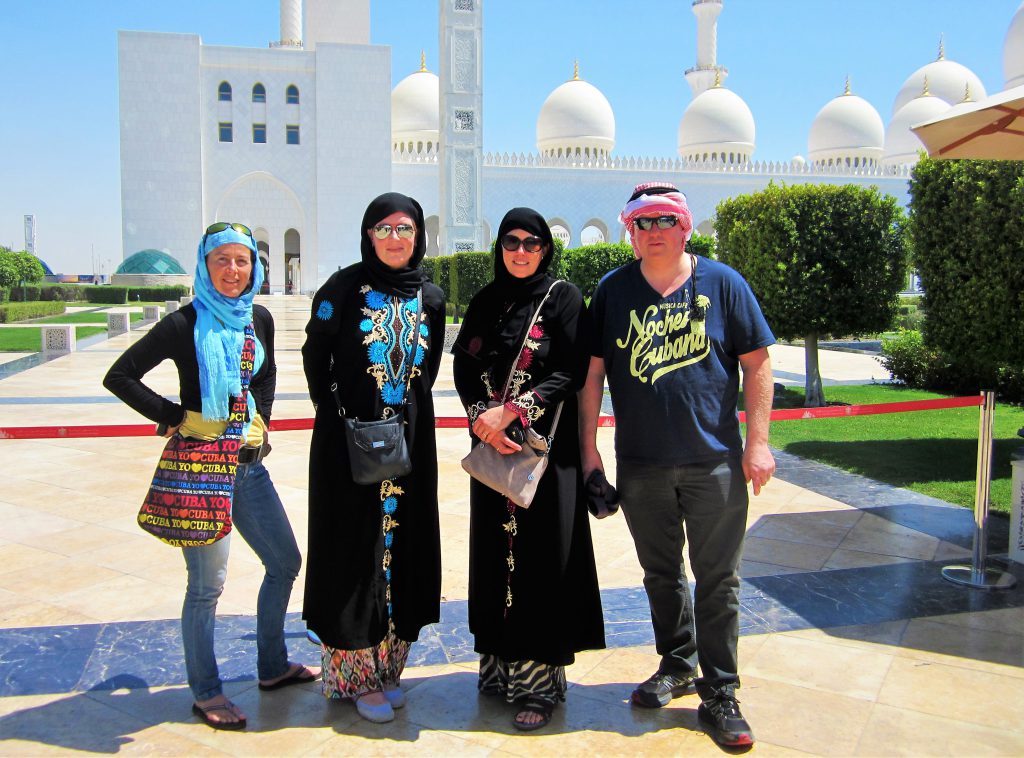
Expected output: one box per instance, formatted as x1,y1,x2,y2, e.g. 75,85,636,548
102,303,277,427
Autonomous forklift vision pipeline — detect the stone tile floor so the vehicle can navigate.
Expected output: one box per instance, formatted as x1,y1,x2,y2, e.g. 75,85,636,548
0,296,1022,756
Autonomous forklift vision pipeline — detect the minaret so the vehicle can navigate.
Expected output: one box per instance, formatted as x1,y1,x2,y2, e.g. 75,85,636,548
684,0,728,97
277,0,302,47
439,0,485,256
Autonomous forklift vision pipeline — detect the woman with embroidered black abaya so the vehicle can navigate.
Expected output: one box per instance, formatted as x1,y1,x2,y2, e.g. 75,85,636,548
301,193,445,724
452,207,605,731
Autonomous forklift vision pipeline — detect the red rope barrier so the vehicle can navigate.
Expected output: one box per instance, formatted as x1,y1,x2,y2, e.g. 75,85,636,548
0,395,985,440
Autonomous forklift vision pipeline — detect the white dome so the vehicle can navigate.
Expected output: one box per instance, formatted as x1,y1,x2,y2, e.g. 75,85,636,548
892,51,986,114
1004,2,1024,88
536,73,615,158
808,86,884,167
391,68,439,153
677,85,755,163
882,93,952,166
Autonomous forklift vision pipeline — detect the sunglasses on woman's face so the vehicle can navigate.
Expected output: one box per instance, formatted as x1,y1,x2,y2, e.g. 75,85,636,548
372,223,416,240
500,234,545,253
634,216,679,231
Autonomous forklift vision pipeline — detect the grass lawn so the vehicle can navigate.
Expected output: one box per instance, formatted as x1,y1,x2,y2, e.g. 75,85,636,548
756,385,1024,515
35,311,144,325
0,326,107,352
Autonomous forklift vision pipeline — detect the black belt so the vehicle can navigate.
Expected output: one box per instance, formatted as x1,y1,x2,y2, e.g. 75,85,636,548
237,443,270,464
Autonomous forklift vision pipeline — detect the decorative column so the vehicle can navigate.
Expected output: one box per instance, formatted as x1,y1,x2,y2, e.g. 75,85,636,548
279,0,302,47
684,0,727,98
439,0,484,255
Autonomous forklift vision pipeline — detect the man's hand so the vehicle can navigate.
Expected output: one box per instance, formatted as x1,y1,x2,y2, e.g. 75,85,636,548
742,441,775,496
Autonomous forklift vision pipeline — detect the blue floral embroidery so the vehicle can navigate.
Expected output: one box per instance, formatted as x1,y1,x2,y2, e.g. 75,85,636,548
315,300,334,321
384,531,394,548
383,497,397,514
366,290,388,310
369,341,389,364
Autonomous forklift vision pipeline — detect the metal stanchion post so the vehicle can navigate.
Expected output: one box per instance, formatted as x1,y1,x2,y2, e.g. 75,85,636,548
942,390,1017,590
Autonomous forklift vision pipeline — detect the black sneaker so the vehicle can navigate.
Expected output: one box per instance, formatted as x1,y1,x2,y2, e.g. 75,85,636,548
697,689,754,748
630,671,697,708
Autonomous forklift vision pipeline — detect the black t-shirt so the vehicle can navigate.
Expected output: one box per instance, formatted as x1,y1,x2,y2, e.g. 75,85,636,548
590,258,774,466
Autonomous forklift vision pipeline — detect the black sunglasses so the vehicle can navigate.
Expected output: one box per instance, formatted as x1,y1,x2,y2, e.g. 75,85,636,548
634,216,679,231
500,234,545,253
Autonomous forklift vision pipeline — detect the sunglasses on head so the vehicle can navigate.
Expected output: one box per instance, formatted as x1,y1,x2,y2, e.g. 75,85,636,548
204,221,254,239
372,223,416,240
634,216,679,231
500,234,545,253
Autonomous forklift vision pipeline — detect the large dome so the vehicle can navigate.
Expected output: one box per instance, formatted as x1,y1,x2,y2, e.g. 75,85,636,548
892,42,986,114
677,83,755,163
116,249,186,275
882,91,952,166
391,58,439,154
808,82,884,167
536,65,615,159
1005,2,1024,88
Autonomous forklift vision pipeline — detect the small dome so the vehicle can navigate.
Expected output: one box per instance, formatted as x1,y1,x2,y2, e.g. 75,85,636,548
1004,2,1024,88
536,64,615,158
808,82,885,168
791,155,807,166
882,93,952,166
31,255,53,276
893,40,986,114
678,84,755,163
116,249,187,275
391,56,439,154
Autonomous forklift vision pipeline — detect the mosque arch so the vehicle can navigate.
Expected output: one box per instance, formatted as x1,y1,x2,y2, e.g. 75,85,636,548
253,229,271,294
424,215,440,257
547,217,571,248
284,228,301,294
218,81,232,101
581,218,608,245
286,84,300,104
252,83,266,103
482,219,492,250
695,219,715,238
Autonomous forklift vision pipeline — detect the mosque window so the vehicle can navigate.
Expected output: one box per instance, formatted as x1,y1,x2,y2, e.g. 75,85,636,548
253,123,267,143
286,124,300,145
286,85,300,104
218,82,232,102
219,122,233,142
252,83,266,103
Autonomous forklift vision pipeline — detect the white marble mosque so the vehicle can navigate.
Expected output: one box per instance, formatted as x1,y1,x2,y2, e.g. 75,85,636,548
117,0,1024,293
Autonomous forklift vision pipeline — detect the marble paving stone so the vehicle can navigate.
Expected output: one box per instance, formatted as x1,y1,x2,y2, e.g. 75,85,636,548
823,547,915,570
746,510,856,548
741,535,834,570
854,702,1024,756
838,512,940,561
896,618,1024,678
743,634,893,700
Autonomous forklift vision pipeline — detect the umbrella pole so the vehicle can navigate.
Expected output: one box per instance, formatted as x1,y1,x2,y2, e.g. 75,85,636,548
942,391,1016,590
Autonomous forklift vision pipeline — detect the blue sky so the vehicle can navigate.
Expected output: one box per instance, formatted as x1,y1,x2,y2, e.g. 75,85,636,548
0,0,1018,272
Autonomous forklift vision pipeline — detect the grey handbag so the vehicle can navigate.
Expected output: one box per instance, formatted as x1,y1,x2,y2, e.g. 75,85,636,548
460,281,564,508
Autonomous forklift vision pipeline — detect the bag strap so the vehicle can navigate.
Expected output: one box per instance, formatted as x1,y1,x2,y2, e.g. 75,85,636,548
500,280,565,446
224,323,256,441
332,289,422,419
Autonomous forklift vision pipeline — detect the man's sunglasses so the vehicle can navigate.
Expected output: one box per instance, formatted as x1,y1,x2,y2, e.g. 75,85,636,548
205,222,254,239
500,234,545,253
372,223,416,240
634,216,679,231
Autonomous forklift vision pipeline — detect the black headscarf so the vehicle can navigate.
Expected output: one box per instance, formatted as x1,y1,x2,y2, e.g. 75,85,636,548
453,207,557,366
360,192,428,299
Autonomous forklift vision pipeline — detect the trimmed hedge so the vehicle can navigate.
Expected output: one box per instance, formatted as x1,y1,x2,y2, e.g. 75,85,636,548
421,256,452,304
450,251,492,310
124,285,190,301
86,286,129,304
560,242,634,298
909,157,1024,402
0,301,65,323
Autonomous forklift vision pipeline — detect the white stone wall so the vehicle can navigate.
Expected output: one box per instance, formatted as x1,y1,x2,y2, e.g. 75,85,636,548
119,32,203,264
312,44,392,286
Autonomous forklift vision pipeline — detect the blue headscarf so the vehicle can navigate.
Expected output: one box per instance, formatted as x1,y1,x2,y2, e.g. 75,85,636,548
192,227,265,425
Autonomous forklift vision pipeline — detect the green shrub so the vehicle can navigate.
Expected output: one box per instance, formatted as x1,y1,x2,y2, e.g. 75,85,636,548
879,330,945,388
0,301,65,323
560,242,634,298
909,157,1024,402
7,285,42,302
126,285,190,301
86,286,129,304
450,251,492,309
39,284,90,302
0,287,7,303
687,232,716,260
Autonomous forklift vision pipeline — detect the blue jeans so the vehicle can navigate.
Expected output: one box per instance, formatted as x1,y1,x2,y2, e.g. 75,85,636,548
181,460,301,701
617,456,748,690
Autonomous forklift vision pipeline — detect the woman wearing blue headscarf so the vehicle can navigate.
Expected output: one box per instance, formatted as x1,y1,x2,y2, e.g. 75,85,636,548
104,223,314,730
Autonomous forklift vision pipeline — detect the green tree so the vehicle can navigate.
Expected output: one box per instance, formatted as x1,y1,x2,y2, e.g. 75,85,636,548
0,249,45,290
716,183,907,406
909,158,1024,401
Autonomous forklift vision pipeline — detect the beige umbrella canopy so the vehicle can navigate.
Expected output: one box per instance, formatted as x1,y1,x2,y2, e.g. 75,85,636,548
911,84,1024,159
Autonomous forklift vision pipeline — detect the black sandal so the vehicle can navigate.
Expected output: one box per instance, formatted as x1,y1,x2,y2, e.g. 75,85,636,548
513,696,554,732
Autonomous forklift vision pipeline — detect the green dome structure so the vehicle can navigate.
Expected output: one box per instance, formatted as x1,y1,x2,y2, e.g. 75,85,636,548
116,249,187,275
